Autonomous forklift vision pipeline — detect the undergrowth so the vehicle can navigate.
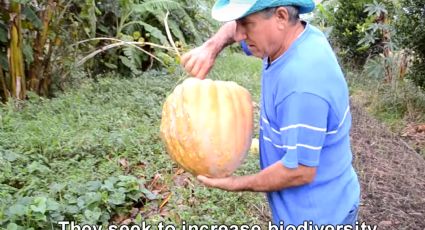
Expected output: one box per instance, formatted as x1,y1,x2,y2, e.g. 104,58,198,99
0,53,266,229
347,68,425,129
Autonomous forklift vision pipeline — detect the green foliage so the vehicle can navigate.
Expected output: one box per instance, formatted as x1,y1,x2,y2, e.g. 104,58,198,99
397,0,425,88
310,1,335,38
327,0,374,66
371,80,425,125
364,0,388,17
77,0,218,76
0,73,175,228
0,54,267,229
0,0,218,101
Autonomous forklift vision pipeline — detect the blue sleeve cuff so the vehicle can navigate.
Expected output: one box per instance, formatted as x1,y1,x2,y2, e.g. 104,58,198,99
281,157,320,169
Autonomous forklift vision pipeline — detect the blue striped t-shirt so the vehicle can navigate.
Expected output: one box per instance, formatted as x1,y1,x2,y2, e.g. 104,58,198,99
255,23,360,225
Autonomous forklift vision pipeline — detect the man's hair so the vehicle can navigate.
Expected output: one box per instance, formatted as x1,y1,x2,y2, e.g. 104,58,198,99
260,6,300,23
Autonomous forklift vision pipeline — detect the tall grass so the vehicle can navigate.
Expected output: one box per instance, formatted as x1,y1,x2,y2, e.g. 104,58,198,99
346,66,425,131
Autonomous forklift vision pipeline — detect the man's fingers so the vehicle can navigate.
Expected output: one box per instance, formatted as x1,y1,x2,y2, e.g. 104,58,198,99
197,175,212,186
183,56,197,75
197,175,237,191
191,61,204,79
196,175,209,184
197,64,212,80
180,46,215,78
180,52,190,66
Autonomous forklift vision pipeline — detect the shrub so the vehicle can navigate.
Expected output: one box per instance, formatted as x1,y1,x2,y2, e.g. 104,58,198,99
397,0,425,88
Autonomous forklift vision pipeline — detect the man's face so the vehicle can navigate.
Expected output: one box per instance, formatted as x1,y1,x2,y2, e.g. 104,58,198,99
235,11,279,59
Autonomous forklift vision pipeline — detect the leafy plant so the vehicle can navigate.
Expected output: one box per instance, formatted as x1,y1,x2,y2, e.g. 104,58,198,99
0,53,267,229
0,0,218,102
359,0,413,84
75,0,218,76
327,0,374,66
397,0,425,88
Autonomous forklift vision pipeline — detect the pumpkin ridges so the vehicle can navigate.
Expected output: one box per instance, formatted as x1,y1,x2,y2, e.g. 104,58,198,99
205,80,221,176
240,85,254,163
169,84,194,174
217,81,238,172
183,79,210,175
227,82,246,168
160,78,253,178
239,84,254,151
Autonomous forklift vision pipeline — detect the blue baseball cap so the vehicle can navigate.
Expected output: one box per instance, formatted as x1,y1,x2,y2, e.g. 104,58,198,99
211,0,315,22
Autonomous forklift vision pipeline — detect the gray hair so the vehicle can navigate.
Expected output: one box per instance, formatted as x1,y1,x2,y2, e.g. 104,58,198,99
260,6,300,23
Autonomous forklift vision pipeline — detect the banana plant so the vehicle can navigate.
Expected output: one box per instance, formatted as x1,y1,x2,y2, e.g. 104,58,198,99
75,0,217,76
2,1,27,101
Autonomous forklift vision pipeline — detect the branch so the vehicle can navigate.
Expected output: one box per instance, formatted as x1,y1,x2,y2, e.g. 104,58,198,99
75,41,165,67
74,37,178,52
164,11,181,58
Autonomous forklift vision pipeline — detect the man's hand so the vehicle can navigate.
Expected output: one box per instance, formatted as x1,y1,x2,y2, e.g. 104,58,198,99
181,43,217,79
181,21,237,79
196,162,317,192
197,175,242,191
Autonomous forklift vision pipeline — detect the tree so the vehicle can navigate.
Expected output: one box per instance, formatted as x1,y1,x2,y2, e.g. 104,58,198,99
329,0,374,66
1,1,26,101
397,0,425,88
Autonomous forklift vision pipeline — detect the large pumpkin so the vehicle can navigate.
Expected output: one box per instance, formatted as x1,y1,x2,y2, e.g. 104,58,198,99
160,78,253,178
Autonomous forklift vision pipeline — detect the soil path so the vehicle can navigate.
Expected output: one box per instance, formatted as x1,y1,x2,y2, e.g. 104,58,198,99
350,98,425,230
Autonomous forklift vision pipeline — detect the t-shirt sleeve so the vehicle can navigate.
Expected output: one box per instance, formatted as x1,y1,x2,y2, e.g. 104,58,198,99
276,92,329,169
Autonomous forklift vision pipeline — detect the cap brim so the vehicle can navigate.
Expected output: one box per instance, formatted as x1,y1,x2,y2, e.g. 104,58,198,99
212,2,255,22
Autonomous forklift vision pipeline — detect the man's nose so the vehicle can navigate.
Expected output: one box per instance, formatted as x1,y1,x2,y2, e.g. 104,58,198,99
234,22,247,42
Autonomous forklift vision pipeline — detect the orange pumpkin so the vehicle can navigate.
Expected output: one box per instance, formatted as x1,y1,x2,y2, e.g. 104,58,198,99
160,78,253,178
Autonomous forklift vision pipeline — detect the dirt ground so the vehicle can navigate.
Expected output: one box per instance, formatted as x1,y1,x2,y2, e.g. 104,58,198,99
350,97,425,229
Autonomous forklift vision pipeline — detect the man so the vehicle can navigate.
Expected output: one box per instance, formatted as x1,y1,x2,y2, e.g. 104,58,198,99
181,0,361,226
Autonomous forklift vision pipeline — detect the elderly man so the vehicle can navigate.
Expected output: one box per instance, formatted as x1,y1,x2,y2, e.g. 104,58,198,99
181,0,361,226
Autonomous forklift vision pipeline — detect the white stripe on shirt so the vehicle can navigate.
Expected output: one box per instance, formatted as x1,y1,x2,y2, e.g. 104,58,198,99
262,135,323,150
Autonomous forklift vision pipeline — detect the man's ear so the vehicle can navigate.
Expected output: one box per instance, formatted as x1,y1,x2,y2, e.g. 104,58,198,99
274,7,289,29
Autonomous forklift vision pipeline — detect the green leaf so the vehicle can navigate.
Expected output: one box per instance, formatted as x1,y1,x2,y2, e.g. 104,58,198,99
140,187,156,200
8,204,26,217
28,161,51,174
102,177,117,192
133,0,183,15
104,62,118,69
124,21,169,45
64,194,78,204
22,40,34,67
4,151,20,162
49,182,66,194
30,197,47,214
14,0,32,4
119,52,142,75
6,223,19,230
364,57,385,79
22,6,42,29
166,18,186,44
65,205,79,214
0,51,8,71
0,23,7,43
82,192,102,206
86,180,102,191
84,207,102,223
135,213,143,224
108,192,126,205
46,198,60,211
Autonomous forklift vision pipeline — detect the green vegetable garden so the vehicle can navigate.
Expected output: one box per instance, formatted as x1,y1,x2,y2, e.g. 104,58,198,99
0,0,424,229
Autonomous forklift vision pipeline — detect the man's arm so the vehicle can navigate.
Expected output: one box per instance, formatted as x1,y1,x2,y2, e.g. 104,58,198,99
181,21,237,79
197,162,316,192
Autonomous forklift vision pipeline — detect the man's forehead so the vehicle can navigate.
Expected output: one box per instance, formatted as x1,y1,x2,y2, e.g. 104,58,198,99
236,11,261,23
